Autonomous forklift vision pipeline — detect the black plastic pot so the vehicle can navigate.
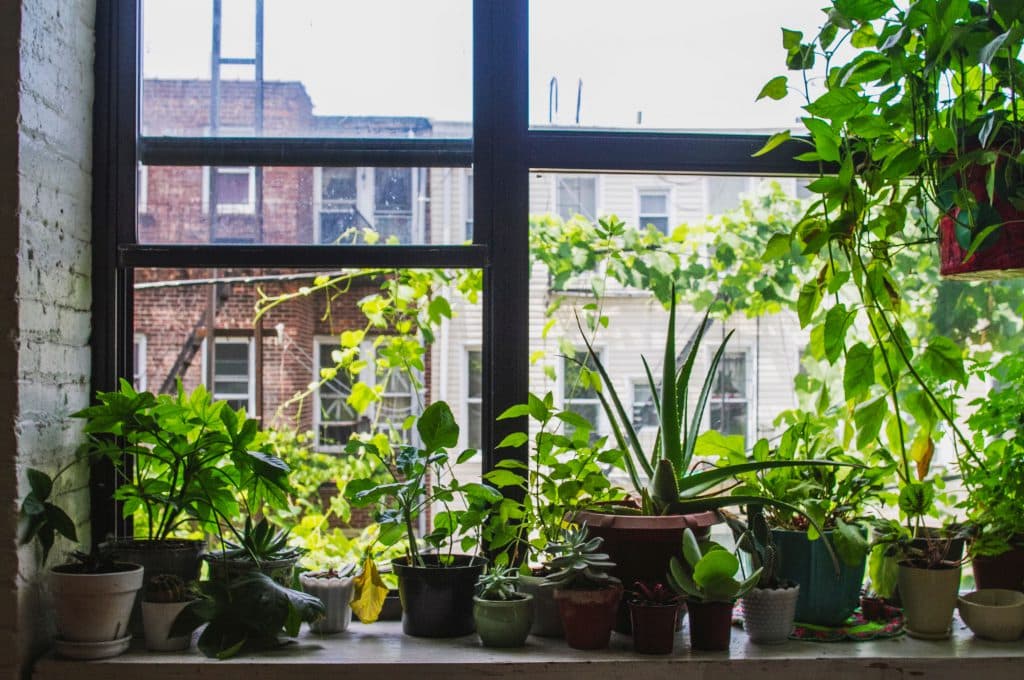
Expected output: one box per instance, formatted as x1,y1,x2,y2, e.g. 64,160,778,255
686,599,734,651
392,555,486,637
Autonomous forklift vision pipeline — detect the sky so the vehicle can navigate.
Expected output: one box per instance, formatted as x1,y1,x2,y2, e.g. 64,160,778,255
143,0,830,131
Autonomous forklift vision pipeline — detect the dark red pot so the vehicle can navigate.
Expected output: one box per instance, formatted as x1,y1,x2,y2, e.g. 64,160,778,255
860,596,886,621
973,547,1024,592
628,601,680,654
553,584,623,650
686,600,734,652
574,510,718,633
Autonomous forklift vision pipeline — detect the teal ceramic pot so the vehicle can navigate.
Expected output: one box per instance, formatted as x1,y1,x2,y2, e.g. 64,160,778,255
771,528,866,626
473,594,534,648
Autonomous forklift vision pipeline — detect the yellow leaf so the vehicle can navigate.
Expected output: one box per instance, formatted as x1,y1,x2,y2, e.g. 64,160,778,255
350,557,388,624
910,432,934,482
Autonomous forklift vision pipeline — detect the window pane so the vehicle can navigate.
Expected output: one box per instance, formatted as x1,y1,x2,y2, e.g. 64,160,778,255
530,0,826,131
556,177,597,222
467,350,482,398
139,165,470,245
142,0,472,138
706,176,751,217
639,193,667,215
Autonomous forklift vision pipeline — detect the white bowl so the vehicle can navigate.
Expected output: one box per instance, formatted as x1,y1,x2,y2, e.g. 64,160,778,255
958,589,1024,641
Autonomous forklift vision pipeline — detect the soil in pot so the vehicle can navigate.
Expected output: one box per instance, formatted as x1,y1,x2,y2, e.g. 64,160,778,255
772,528,865,626
392,555,486,638
973,546,1024,592
898,561,961,640
518,572,563,637
553,584,623,650
473,594,534,648
49,562,144,659
741,584,799,645
628,601,680,654
574,509,717,633
686,599,734,651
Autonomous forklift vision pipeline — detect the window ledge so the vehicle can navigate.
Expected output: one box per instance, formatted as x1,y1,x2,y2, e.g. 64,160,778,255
33,618,1024,680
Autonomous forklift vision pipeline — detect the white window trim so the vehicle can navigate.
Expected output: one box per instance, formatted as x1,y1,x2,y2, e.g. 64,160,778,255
463,346,482,452
200,336,256,416
133,333,147,392
201,165,257,215
462,169,474,243
636,187,673,234
558,346,607,436
552,174,601,223
138,164,148,214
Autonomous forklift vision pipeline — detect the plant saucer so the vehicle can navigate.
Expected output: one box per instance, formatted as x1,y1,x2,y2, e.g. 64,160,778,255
53,635,132,660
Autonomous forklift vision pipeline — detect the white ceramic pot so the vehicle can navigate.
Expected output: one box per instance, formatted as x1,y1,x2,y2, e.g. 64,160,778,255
741,584,800,644
300,571,355,634
141,600,192,651
958,589,1024,642
49,562,144,658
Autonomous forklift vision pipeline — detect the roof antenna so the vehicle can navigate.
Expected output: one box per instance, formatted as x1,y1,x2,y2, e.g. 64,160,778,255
575,78,583,124
637,110,643,126
549,77,559,124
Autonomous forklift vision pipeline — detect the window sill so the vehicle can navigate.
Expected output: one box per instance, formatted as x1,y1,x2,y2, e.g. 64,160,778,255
33,618,1024,680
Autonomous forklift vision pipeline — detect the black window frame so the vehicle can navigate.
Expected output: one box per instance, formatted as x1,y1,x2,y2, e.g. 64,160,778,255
91,0,812,541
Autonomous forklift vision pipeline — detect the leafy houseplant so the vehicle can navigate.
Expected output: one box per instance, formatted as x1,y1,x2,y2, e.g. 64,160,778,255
627,581,682,655
345,400,502,637
668,528,761,651
542,524,623,650
732,505,800,645
299,564,358,635
472,566,534,648
141,574,195,652
205,517,306,585
171,571,325,659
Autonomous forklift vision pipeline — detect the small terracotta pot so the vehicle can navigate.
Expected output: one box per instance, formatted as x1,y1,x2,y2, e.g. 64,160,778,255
686,599,734,651
553,584,623,650
628,601,680,654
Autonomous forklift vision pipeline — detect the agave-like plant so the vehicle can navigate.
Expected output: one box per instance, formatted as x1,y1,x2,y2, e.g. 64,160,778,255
580,283,856,523
542,524,620,590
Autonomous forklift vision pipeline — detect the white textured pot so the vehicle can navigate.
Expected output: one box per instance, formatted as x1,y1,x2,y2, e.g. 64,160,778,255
741,584,800,645
49,562,143,658
300,571,355,634
141,601,192,651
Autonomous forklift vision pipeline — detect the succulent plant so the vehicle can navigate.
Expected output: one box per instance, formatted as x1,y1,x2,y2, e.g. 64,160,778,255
629,580,680,606
733,505,783,589
668,528,761,604
541,524,620,590
145,573,192,603
217,517,305,564
475,565,522,601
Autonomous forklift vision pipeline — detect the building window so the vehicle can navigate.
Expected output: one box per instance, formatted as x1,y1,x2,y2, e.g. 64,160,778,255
374,167,414,243
317,167,360,244
466,349,482,449
638,190,670,233
210,337,255,415
464,171,474,242
315,340,359,450
563,349,603,436
705,176,751,216
631,380,658,430
132,333,147,392
556,176,597,222
709,352,749,446
202,166,256,215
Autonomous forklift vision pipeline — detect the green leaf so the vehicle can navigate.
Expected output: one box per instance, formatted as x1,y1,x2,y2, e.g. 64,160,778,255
752,130,791,158
898,482,935,517
693,550,740,590
804,88,866,123
797,282,822,328
26,469,52,501
428,296,452,322
931,127,956,154
483,469,526,489
833,519,868,566
823,304,853,363
843,342,875,401
921,336,967,386
417,401,459,452
44,504,78,543
497,404,531,420
761,233,791,262
835,0,892,21
782,28,803,50
804,118,840,162
496,432,528,449
756,76,788,101
854,397,887,449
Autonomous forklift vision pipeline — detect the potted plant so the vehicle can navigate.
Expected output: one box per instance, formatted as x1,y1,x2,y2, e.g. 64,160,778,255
542,524,622,650
727,415,882,626
732,505,800,645
962,353,1024,592
345,400,502,637
205,517,306,585
300,563,358,634
472,566,534,648
627,581,681,655
141,573,195,652
170,571,325,659
668,528,761,651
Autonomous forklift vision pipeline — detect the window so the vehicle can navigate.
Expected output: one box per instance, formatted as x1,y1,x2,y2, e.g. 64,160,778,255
202,166,256,215
705,176,751,216
631,381,658,429
374,167,415,243
709,352,749,446
638,189,670,233
209,337,254,415
556,176,597,222
317,167,360,244
314,340,360,450
562,349,603,436
464,171,474,242
466,349,482,449
132,334,147,392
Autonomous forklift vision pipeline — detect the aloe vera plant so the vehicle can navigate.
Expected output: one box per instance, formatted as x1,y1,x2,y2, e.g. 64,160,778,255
580,283,856,523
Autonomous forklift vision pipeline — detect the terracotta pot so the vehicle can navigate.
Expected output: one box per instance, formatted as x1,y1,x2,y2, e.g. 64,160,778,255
473,594,534,648
300,571,355,634
49,562,144,659
686,599,734,651
141,600,191,651
898,562,961,640
973,547,1024,592
741,585,799,645
517,573,563,637
553,584,623,650
573,509,718,632
628,601,680,654
392,555,486,637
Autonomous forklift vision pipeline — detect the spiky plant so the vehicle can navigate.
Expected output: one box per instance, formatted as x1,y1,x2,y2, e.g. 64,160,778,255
629,580,680,606
542,524,620,590
218,517,305,564
733,505,783,589
144,573,192,603
475,565,523,601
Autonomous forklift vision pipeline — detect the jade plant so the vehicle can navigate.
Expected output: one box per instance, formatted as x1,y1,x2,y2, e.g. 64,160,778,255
668,528,761,604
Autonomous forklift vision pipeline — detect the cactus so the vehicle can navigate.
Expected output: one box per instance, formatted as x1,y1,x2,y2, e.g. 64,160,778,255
145,573,191,603
734,505,783,590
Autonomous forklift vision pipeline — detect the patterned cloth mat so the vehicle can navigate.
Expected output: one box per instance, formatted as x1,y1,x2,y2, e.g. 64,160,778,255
734,603,905,642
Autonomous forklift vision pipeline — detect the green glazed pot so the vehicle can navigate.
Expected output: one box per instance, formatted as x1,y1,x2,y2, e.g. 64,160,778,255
772,528,866,626
473,594,534,648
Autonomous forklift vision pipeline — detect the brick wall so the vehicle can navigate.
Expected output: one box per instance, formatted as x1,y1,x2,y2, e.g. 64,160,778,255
0,1,96,679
